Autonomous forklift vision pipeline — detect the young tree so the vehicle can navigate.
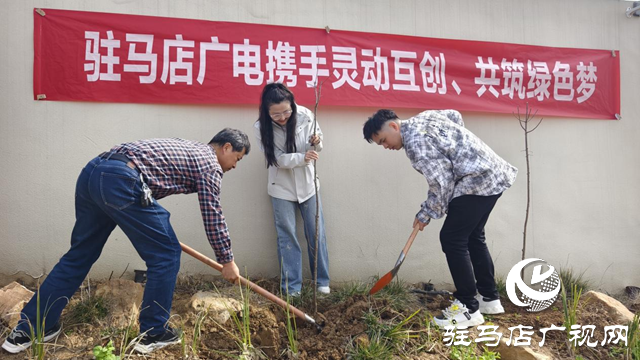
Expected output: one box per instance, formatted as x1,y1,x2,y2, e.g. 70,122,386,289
514,104,543,261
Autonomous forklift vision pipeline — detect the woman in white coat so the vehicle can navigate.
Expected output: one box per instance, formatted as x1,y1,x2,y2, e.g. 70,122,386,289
254,83,330,296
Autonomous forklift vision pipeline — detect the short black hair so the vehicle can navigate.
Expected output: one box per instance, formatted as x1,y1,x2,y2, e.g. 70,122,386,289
363,109,398,143
209,128,251,155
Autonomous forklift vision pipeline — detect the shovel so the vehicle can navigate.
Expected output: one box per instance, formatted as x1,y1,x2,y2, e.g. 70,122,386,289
180,242,323,332
369,224,421,295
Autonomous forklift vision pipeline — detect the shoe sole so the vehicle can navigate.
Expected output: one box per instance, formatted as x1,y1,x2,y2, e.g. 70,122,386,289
480,304,505,315
433,314,485,329
133,338,181,354
1,327,62,354
476,295,505,315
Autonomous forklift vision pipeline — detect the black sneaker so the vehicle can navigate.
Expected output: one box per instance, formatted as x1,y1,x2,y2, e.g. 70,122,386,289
2,323,62,354
133,327,181,354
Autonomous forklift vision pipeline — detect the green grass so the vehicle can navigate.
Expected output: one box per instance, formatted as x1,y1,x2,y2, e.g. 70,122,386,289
448,344,477,360
211,277,266,360
191,309,208,356
628,314,640,359
348,308,420,359
370,277,413,311
283,297,299,356
25,282,68,360
417,312,441,353
328,281,370,303
478,347,501,360
559,267,591,298
65,295,109,326
561,283,582,356
495,276,507,298
347,337,394,360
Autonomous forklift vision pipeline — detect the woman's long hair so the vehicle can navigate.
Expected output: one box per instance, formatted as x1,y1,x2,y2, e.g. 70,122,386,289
257,83,298,168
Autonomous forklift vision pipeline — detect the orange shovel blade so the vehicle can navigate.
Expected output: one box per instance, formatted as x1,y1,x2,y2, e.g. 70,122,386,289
369,271,395,295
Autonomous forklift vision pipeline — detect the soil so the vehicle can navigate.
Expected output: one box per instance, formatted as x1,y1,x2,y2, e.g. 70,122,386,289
0,277,637,360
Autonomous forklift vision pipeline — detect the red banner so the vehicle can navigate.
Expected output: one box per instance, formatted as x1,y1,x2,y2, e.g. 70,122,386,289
33,8,620,119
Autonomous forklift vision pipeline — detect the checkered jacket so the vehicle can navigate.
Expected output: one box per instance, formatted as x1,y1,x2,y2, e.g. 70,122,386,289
401,110,518,224
111,138,233,263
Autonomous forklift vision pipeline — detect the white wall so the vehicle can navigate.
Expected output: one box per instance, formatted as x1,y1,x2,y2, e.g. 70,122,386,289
1,0,638,292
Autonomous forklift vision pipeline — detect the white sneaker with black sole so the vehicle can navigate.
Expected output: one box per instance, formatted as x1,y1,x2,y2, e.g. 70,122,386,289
433,300,484,328
133,327,181,354
476,294,505,314
2,323,62,354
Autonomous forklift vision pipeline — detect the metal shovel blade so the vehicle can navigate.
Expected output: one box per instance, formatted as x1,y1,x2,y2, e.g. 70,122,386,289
369,225,420,295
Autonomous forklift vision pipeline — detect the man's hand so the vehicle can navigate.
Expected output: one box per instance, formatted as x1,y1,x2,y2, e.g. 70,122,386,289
413,217,429,231
221,260,240,283
309,135,321,146
304,150,319,163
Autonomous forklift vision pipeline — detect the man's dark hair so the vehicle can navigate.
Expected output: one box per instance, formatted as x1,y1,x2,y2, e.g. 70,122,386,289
209,128,251,155
363,109,399,143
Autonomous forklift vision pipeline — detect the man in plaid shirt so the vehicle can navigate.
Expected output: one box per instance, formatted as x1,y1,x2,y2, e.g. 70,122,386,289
363,109,517,329
3,128,250,355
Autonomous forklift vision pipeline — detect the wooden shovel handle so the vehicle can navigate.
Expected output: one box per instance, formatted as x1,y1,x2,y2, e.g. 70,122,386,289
401,224,421,255
179,242,318,326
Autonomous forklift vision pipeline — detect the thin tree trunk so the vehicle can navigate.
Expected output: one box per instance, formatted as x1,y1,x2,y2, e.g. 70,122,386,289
514,104,542,262
523,110,530,261
312,78,324,314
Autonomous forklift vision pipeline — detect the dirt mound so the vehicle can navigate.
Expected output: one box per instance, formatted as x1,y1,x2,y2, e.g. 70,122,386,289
0,277,636,360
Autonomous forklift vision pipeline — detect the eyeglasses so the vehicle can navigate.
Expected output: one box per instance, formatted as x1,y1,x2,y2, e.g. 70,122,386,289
269,109,293,120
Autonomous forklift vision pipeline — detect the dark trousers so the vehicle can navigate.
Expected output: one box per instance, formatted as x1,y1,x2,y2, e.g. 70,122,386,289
439,193,502,313
18,155,181,336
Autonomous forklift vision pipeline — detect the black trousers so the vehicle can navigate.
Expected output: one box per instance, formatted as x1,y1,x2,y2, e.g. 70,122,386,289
439,193,502,313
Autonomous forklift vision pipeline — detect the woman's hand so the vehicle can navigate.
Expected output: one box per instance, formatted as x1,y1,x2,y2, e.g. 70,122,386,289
309,135,321,146
304,150,319,162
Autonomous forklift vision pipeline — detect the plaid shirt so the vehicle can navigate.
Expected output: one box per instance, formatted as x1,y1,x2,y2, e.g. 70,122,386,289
111,138,233,263
401,110,518,224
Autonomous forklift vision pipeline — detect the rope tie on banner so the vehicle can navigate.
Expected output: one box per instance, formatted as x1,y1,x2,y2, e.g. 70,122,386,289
611,50,616,57
36,94,47,100
35,8,46,16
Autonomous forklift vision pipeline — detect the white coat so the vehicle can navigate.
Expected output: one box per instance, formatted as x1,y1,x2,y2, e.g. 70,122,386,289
254,106,322,203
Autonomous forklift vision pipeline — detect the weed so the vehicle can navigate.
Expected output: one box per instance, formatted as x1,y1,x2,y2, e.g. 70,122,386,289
114,307,141,358
478,347,501,360
212,277,266,359
329,281,369,303
608,345,625,358
372,277,412,310
191,309,209,356
347,338,394,360
283,291,298,356
27,288,46,360
561,283,582,356
65,295,109,326
93,340,120,360
495,276,507,298
449,344,476,360
559,267,591,298
628,314,640,359
25,281,66,360
178,318,187,358
353,308,420,359
417,312,441,353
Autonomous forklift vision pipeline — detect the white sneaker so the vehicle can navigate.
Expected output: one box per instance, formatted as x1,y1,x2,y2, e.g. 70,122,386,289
475,294,505,314
433,300,484,328
133,328,181,354
317,286,330,295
